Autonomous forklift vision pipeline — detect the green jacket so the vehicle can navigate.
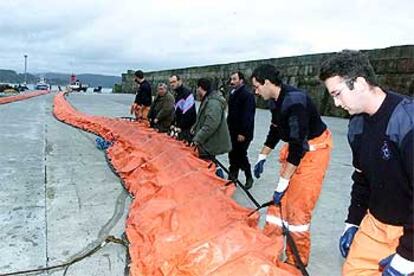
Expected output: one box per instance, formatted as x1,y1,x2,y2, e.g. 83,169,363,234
148,92,175,132
193,91,231,156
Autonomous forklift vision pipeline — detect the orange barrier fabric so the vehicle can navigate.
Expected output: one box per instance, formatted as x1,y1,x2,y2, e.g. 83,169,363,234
53,92,300,276
0,90,50,104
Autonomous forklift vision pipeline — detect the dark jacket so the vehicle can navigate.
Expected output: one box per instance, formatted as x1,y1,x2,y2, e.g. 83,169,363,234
264,84,326,166
173,85,196,130
148,91,175,132
193,91,231,156
134,79,152,107
346,92,413,260
227,84,256,141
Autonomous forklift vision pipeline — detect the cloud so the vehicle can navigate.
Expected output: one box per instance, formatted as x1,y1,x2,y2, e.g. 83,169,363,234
0,0,413,76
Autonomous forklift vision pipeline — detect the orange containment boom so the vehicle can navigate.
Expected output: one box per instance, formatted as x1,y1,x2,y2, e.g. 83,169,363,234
53,92,300,276
0,90,50,105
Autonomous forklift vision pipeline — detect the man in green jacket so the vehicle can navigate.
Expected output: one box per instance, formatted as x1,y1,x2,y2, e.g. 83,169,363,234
148,83,175,133
192,78,232,176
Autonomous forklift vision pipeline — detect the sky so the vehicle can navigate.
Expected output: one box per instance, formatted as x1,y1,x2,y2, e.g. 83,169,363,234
0,0,413,76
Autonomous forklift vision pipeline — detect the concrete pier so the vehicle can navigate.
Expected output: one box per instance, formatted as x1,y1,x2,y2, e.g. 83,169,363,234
0,93,353,275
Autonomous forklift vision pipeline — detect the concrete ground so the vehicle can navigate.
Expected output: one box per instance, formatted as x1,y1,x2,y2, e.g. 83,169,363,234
0,92,353,275
0,93,131,276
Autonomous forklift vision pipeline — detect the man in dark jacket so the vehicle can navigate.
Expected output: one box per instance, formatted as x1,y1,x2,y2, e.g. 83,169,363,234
227,71,256,189
320,50,413,276
169,75,197,142
148,83,175,133
130,70,152,120
252,64,332,267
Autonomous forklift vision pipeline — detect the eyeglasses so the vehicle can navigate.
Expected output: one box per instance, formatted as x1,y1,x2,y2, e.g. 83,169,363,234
330,87,347,98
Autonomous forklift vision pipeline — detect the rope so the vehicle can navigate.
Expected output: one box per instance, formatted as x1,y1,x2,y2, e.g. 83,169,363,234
118,116,136,122
0,236,127,276
197,143,309,275
194,143,261,208
279,203,310,276
55,107,306,275
247,201,310,276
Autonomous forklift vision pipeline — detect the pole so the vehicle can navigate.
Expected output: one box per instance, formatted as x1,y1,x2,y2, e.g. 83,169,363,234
24,54,28,85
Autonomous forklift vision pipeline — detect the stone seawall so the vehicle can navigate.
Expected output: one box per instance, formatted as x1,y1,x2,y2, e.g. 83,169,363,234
119,45,414,117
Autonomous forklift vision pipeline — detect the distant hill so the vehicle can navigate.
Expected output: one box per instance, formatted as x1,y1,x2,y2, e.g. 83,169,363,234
0,69,37,84
41,73,121,88
0,69,121,88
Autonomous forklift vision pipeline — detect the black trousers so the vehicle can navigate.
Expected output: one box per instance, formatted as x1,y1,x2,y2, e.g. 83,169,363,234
228,136,252,174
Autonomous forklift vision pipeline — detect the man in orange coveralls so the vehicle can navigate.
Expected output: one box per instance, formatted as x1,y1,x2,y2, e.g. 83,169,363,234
130,70,152,120
320,50,413,275
251,64,333,268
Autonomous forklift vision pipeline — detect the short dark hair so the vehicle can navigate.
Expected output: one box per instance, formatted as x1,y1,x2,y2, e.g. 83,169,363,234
170,74,181,81
251,64,282,86
135,70,144,79
319,50,378,89
197,78,211,92
231,71,245,81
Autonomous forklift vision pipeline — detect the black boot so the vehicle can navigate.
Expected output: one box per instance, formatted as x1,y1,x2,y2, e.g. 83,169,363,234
244,168,254,189
228,167,239,181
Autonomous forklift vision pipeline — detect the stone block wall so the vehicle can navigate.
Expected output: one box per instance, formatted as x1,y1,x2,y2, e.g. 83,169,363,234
117,45,414,117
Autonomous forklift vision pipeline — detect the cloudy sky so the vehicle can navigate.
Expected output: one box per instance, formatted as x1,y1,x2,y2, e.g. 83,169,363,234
0,0,413,76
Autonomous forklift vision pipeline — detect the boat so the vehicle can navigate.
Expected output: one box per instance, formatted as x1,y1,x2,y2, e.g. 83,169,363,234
68,74,88,92
93,86,102,93
35,78,50,90
15,84,29,92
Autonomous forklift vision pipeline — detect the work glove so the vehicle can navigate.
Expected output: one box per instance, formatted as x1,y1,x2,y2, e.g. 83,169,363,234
339,224,358,258
169,126,180,138
272,177,289,205
169,125,175,136
189,140,198,148
379,253,414,276
174,127,181,139
254,154,267,178
215,168,225,179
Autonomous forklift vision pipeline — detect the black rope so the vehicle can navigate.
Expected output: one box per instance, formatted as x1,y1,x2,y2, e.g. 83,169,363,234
194,143,260,208
117,116,136,122
247,201,310,276
54,101,306,275
245,200,309,276
0,236,127,276
279,203,310,276
104,148,134,199
247,200,273,217
224,180,234,186
49,104,133,276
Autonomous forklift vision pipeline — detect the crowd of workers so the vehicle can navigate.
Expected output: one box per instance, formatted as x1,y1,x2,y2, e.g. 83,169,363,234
130,50,413,275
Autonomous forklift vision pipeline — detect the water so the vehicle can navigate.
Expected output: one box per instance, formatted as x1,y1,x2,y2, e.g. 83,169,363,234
4,83,113,94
